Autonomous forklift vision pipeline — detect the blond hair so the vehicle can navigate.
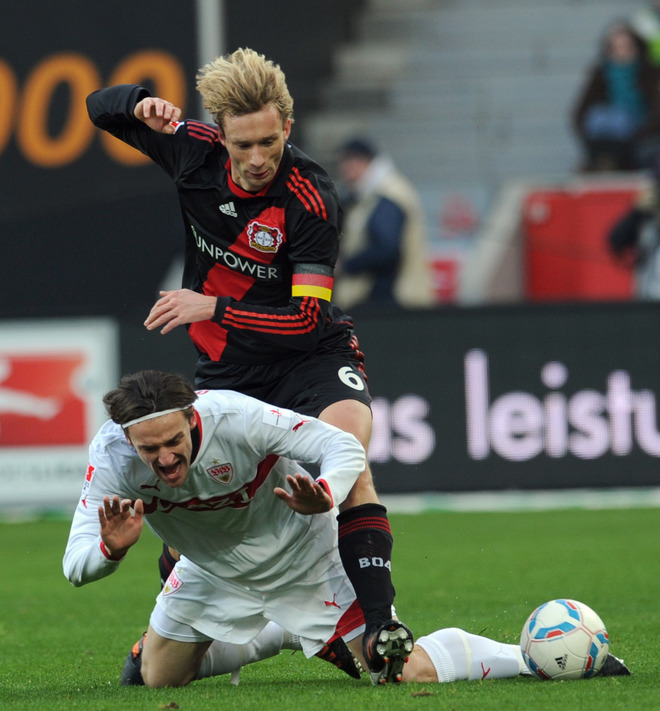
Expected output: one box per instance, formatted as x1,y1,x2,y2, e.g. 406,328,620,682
196,48,294,128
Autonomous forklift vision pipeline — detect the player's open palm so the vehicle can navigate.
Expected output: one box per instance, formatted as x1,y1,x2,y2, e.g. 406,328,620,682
274,473,333,515
98,495,144,558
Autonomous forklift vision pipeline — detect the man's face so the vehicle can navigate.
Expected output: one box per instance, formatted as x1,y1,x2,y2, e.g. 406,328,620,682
607,29,638,63
127,412,196,488
339,154,370,190
218,104,291,192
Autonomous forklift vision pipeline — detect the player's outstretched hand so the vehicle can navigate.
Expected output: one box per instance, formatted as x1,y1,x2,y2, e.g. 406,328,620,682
98,495,144,559
134,97,181,134
274,473,333,515
144,289,217,334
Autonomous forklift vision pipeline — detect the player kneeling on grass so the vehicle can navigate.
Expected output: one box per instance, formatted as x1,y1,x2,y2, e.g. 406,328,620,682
62,370,629,688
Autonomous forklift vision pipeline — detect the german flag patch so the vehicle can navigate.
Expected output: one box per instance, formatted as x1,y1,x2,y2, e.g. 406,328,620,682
291,273,333,301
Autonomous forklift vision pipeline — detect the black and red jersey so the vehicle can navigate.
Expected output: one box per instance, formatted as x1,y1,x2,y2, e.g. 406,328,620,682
87,84,353,364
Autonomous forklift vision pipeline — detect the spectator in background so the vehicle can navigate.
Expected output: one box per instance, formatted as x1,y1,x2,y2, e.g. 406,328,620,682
631,0,660,65
572,20,660,172
333,138,434,311
607,168,660,299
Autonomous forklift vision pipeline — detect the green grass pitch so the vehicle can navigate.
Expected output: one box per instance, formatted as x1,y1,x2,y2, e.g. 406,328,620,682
0,507,656,710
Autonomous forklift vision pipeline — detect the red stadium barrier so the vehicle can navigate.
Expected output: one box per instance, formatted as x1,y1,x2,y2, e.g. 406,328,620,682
522,183,640,301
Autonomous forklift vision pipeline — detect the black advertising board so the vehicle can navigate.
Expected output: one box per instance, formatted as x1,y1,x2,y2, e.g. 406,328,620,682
0,2,198,319
328,302,660,494
119,302,660,495
0,2,360,322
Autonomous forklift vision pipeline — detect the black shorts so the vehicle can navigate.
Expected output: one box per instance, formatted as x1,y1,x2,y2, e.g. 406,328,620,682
194,330,372,417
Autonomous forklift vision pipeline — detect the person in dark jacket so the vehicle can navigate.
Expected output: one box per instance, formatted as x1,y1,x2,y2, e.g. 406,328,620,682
573,20,660,172
607,172,660,298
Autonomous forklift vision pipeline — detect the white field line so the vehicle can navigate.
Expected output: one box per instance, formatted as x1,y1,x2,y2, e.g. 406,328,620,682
380,487,660,514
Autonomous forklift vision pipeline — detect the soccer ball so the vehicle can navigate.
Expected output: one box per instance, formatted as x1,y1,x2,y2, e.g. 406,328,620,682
520,599,610,680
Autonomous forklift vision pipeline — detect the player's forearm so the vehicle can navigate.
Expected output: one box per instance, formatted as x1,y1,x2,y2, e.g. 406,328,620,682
284,421,366,506
316,432,366,506
63,502,126,587
63,534,124,587
214,295,328,352
86,84,150,130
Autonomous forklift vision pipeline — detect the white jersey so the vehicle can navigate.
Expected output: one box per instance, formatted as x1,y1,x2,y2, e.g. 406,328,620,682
63,389,365,590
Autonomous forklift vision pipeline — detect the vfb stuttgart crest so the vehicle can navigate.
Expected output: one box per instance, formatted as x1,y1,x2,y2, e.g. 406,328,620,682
206,460,234,485
162,568,184,596
247,221,283,253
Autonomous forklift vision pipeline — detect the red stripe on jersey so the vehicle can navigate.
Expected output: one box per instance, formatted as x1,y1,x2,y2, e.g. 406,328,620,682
227,167,275,198
193,408,203,439
206,261,256,299
186,121,219,144
288,167,327,220
287,175,314,214
140,454,279,514
188,205,290,358
222,316,318,337
188,257,259,359
292,273,334,290
248,453,279,498
223,299,318,335
348,333,367,376
288,168,325,218
188,320,228,361
222,296,320,335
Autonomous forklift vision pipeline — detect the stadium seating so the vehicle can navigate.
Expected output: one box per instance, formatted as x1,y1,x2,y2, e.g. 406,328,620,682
302,0,637,303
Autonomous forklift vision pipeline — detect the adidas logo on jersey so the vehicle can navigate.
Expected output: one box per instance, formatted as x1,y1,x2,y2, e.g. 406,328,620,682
219,201,237,217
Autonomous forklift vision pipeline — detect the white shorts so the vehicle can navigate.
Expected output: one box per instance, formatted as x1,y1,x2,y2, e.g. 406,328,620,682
151,548,365,657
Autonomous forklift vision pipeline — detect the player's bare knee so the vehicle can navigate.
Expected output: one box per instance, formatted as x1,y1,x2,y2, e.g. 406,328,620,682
141,635,201,688
318,400,372,448
141,660,194,688
139,659,166,688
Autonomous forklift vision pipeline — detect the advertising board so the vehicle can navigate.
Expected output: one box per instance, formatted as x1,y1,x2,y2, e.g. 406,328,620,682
351,303,660,494
0,319,118,510
0,2,198,320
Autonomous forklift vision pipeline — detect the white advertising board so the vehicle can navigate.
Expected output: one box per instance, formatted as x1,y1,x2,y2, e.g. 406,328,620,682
0,319,118,513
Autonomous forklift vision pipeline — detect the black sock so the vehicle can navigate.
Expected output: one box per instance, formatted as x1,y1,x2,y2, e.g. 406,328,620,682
337,503,395,631
158,543,178,589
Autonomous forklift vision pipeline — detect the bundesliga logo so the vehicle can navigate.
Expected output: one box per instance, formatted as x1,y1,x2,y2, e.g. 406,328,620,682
0,353,87,446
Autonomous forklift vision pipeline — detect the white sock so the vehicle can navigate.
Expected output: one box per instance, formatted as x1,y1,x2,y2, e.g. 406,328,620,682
281,630,303,651
416,627,526,682
196,621,285,683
